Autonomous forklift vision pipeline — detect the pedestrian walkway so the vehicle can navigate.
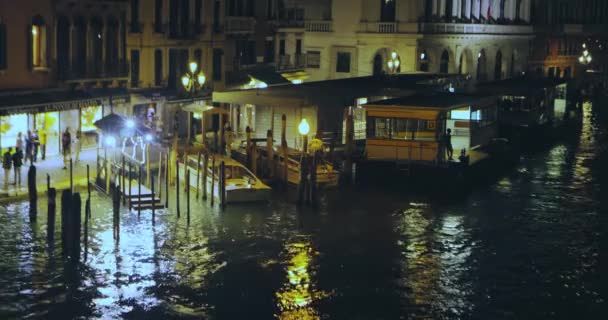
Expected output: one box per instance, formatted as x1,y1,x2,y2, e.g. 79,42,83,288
0,149,98,201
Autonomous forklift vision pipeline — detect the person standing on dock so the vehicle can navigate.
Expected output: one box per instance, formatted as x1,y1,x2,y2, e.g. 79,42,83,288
12,147,23,186
444,129,454,161
62,128,72,170
39,129,47,160
3,148,12,188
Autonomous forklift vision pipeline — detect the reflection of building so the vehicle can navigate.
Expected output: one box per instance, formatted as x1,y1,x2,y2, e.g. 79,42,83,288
528,0,608,82
0,0,130,155
276,0,533,82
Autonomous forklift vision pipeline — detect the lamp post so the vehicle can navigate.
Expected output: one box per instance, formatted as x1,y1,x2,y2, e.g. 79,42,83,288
387,51,401,74
182,61,207,95
298,118,310,153
297,118,310,205
578,43,592,65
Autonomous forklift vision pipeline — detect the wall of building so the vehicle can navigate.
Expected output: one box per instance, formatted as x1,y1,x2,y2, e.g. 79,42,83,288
0,0,55,90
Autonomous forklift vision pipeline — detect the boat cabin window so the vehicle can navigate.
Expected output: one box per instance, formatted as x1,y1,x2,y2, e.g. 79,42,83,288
499,96,530,111
367,117,438,141
225,165,255,181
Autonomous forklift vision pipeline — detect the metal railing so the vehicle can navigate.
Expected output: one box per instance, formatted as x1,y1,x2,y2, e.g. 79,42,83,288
419,22,533,34
56,59,129,81
225,17,256,34
305,20,332,32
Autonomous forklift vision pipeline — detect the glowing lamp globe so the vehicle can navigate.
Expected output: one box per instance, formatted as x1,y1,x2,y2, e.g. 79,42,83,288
145,134,153,142
105,136,116,147
391,51,397,60
189,62,198,74
181,75,190,88
387,60,394,69
197,73,206,86
126,119,135,129
298,118,310,136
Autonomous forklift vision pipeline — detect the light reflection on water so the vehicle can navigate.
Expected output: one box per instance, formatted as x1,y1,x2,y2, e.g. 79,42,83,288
0,102,605,319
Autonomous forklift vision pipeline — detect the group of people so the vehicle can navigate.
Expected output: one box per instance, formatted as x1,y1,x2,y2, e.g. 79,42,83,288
2,128,81,188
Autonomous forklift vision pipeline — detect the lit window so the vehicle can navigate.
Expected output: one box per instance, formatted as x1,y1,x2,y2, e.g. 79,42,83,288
31,16,47,69
0,19,6,70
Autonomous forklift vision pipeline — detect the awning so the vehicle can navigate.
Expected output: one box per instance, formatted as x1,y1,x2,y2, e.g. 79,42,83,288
0,88,130,116
182,104,229,115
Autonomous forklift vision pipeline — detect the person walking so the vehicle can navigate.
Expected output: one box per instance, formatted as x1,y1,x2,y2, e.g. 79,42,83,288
12,147,23,186
25,130,34,165
74,131,81,163
31,130,40,162
39,129,47,160
444,128,454,161
3,147,12,188
62,128,72,170
16,132,24,153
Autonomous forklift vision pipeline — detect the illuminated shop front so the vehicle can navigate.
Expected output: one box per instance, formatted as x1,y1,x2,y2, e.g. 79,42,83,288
0,89,130,155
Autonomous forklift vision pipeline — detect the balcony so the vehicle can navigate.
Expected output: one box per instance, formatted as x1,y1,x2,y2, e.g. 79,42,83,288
225,17,256,34
165,23,207,39
418,22,533,35
56,59,129,82
277,54,307,71
358,21,533,35
358,21,417,33
305,20,332,32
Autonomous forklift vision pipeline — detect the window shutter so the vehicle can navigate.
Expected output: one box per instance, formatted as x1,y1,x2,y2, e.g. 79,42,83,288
26,24,33,70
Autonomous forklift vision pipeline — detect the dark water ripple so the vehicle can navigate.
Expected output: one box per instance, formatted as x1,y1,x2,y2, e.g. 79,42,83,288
0,102,605,319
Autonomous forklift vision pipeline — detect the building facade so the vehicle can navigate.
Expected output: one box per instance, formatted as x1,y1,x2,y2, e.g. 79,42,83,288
528,0,608,83
0,0,130,155
276,0,534,83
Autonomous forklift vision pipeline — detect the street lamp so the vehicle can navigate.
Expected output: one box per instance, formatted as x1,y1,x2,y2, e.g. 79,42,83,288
298,118,310,153
181,61,206,94
579,43,592,65
387,51,400,74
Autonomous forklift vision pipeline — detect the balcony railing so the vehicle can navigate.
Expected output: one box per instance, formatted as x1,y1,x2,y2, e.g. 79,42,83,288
165,23,207,39
418,22,533,34
305,20,332,32
225,17,256,34
56,59,129,81
277,54,307,71
358,21,532,34
358,22,417,33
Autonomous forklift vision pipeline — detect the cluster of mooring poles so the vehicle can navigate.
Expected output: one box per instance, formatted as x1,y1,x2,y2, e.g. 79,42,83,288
27,159,92,263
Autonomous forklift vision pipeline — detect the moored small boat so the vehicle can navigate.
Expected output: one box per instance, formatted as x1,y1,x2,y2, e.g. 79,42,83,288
181,155,272,203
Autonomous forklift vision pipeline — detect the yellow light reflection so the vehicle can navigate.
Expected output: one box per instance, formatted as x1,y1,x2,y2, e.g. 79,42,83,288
275,240,328,320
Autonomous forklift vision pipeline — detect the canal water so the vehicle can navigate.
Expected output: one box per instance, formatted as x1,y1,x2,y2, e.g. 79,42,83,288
0,103,605,319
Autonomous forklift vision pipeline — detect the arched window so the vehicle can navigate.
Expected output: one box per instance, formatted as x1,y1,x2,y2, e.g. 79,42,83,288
73,16,87,76
445,0,453,20
420,50,429,72
440,50,449,73
90,16,104,74
380,0,396,22
30,15,47,69
373,54,384,76
106,16,120,72
0,18,7,70
56,16,70,76
494,50,503,80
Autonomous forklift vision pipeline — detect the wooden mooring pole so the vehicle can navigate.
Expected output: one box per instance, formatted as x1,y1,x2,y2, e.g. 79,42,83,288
186,170,190,224
122,155,126,205
196,152,201,199
28,165,37,222
210,156,216,206
202,153,208,201
138,165,142,217
165,152,169,209
219,161,226,209
281,114,288,188
61,189,72,256
47,187,56,243
176,160,180,217
151,174,155,225
71,193,81,261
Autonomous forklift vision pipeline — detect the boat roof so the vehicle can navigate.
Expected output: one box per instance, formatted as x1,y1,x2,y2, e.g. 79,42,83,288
365,92,497,111
475,76,567,96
